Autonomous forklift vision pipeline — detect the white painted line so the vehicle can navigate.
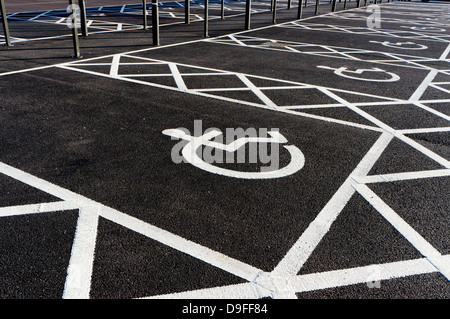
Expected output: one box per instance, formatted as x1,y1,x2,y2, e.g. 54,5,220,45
292,257,441,293
0,65,56,78
29,10,50,21
321,88,450,169
0,162,94,204
258,85,316,90
210,34,445,72
398,127,450,134
272,132,394,277
73,62,163,66
354,184,450,280
399,134,450,169
177,72,237,77
119,73,173,77
145,282,261,299
284,109,383,132
228,35,246,46
99,206,263,282
147,255,447,298
409,70,439,102
354,169,450,184
430,83,450,96
325,87,404,103
0,201,80,217
109,54,121,77
236,74,277,110
58,61,384,133
439,43,450,60
63,205,100,299
281,104,344,110
168,62,188,91
0,160,264,294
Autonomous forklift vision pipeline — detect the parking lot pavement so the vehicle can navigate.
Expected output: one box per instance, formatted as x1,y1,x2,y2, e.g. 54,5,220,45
0,0,449,302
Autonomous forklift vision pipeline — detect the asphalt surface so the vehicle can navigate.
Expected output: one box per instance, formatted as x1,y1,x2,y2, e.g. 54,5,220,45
0,0,449,305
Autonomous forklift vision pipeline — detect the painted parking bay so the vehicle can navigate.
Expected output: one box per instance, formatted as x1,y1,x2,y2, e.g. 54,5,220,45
0,0,448,299
0,63,386,297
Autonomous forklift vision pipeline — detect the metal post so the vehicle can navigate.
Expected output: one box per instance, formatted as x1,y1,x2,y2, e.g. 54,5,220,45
344,0,347,9
143,0,148,29
69,0,81,58
315,0,319,15
245,0,251,29
272,0,277,23
288,0,292,9
204,0,208,37
152,0,159,46
297,0,303,19
185,0,190,24
332,0,337,11
221,0,225,19
79,0,88,36
0,0,11,46
270,0,274,12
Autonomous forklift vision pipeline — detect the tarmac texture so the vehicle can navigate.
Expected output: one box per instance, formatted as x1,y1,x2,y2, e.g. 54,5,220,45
0,0,449,301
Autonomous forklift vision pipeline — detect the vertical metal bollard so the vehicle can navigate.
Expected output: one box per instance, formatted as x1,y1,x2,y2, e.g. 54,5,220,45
79,0,88,36
185,0,190,24
332,0,337,11
344,0,347,9
143,0,148,29
288,0,292,9
221,0,225,20
315,0,319,15
0,0,11,46
69,0,81,58
204,0,208,37
297,0,303,19
272,0,277,23
245,0,251,29
152,0,159,46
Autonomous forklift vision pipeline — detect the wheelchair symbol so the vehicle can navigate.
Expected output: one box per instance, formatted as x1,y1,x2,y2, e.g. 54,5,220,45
163,128,305,179
369,41,428,50
317,66,400,82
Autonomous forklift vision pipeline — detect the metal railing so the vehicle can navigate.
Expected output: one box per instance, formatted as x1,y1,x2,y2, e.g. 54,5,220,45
0,0,391,58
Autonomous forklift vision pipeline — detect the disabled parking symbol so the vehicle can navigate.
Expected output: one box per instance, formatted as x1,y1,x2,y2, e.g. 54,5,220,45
317,66,400,82
163,128,305,179
369,41,428,50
